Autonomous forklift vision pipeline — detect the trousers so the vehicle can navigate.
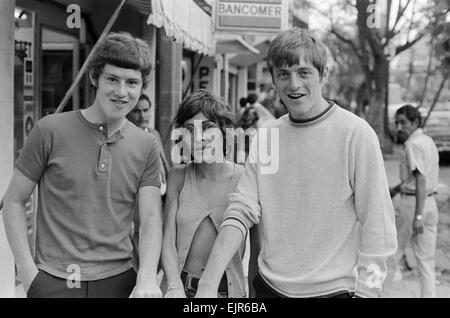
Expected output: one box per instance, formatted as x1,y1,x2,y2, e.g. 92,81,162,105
27,268,136,298
382,195,439,298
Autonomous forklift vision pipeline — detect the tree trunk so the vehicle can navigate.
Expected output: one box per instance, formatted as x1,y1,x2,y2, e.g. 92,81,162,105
367,56,393,153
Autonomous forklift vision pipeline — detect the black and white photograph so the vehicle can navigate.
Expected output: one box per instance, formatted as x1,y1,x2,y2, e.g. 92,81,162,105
0,0,449,303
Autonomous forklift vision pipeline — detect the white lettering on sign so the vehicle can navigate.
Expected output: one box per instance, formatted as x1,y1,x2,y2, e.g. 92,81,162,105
218,3,282,17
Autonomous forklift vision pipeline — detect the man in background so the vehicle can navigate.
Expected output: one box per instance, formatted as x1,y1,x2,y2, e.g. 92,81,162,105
127,94,169,271
383,105,439,298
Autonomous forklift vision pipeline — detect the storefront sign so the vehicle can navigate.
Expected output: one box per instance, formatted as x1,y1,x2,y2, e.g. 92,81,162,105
14,7,35,138
193,56,215,92
214,0,289,34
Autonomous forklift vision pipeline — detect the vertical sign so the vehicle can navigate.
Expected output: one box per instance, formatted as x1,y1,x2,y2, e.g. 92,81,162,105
193,56,215,93
214,0,289,34
14,7,37,257
14,7,35,138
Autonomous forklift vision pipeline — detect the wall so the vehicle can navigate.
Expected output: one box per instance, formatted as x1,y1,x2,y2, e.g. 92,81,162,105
0,0,17,298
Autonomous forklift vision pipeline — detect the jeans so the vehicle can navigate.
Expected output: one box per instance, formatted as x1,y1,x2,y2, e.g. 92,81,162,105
253,273,353,298
382,195,438,298
27,268,136,298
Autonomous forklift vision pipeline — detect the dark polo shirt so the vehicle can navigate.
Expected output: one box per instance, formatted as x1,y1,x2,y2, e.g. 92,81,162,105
16,110,161,280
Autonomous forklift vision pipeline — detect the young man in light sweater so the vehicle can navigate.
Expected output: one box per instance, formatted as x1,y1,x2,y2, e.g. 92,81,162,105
195,28,397,298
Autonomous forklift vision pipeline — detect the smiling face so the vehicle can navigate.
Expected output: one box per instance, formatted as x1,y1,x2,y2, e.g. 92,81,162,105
273,58,327,120
182,112,222,163
90,64,143,122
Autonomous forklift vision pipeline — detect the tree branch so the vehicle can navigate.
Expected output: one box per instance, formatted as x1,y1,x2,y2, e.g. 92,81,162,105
330,27,362,61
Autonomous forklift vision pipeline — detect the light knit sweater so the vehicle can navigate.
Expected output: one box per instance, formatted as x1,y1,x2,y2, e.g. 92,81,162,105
221,104,398,298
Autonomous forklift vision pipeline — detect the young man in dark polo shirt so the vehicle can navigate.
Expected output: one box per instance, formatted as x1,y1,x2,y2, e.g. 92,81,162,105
2,32,163,298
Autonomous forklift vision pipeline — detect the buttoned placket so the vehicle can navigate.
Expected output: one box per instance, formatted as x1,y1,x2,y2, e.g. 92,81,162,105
97,126,109,173
96,125,124,174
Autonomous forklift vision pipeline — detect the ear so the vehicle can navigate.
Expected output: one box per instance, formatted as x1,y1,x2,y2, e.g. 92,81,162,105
321,66,329,82
89,70,97,88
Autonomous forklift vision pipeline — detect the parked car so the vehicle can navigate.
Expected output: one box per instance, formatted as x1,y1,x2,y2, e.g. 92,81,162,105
423,102,450,154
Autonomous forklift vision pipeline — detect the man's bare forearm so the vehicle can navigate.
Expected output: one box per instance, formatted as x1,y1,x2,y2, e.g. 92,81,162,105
2,199,37,277
137,213,162,282
415,173,426,217
196,226,245,296
161,231,184,289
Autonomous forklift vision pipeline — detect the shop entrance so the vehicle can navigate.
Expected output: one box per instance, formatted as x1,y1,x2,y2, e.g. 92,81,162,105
41,27,85,115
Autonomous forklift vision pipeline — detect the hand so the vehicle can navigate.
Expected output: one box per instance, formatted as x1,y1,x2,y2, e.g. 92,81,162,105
194,287,218,298
22,267,39,294
413,219,424,236
129,280,162,298
164,287,186,298
389,186,400,198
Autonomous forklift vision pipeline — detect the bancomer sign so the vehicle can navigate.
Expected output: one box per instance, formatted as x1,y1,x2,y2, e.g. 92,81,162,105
214,0,289,33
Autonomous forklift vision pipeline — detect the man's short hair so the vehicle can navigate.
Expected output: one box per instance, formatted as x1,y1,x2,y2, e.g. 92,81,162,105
267,27,328,79
247,93,258,105
137,94,151,108
239,97,248,108
88,32,152,90
396,104,422,127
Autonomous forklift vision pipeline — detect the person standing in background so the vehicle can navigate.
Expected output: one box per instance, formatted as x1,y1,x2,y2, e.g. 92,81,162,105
127,94,169,271
382,105,439,298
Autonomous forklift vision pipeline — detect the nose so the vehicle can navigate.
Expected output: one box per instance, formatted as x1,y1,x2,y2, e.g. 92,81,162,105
115,81,127,98
193,128,204,142
289,73,301,90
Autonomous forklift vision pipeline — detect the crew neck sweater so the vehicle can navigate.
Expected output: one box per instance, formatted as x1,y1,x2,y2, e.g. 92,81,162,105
222,104,397,298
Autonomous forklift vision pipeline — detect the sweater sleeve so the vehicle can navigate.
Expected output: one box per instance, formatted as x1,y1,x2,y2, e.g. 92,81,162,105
350,122,398,298
221,135,262,239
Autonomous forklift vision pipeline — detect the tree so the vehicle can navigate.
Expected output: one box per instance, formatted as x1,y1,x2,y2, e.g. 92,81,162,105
309,0,448,153
423,18,450,127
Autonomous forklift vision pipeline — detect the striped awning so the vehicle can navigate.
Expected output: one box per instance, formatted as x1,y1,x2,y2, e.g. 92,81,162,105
127,0,152,14
146,0,215,56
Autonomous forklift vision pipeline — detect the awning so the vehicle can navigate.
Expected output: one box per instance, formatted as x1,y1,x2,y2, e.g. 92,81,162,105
229,38,271,67
127,0,152,14
146,0,215,56
216,34,259,55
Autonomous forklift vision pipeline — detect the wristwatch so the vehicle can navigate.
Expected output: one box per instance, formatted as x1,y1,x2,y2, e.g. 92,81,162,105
415,215,423,221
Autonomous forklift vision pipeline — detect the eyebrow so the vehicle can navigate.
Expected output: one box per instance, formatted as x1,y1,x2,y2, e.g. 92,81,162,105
276,66,313,73
104,73,141,81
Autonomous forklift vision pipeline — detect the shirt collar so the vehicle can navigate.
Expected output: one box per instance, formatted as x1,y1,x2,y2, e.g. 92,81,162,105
288,102,336,127
405,128,424,144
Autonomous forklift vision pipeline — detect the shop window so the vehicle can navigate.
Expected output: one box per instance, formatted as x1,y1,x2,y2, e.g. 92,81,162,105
41,27,85,115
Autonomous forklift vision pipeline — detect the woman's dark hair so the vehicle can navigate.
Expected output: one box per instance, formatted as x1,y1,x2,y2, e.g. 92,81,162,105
173,90,235,135
239,97,248,108
396,104,422,127
247,93,258,105
237,106,259,130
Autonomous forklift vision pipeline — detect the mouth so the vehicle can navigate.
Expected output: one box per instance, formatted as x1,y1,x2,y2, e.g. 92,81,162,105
111,99,128,106
287,93,306,100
